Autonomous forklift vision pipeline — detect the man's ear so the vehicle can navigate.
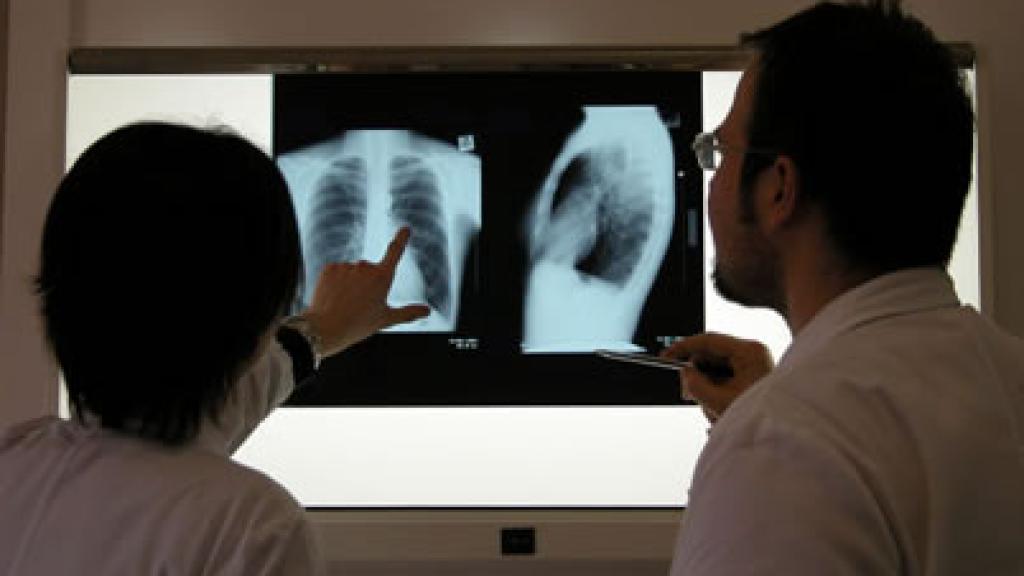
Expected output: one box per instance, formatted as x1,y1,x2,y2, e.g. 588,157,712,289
757,154,800,231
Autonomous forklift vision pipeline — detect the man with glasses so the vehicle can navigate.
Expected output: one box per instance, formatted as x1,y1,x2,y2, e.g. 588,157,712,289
665,1,1023,574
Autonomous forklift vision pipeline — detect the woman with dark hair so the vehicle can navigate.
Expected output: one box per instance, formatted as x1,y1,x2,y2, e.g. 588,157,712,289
0,122,427,575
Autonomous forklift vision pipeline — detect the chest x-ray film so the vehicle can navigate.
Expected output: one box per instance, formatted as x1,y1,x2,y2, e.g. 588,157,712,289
523,106,676,353
276,72,702,406
278,130,481,332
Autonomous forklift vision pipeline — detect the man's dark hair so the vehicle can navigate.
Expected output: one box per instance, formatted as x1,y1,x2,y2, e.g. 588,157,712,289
37,122,301,445
739,0,974,272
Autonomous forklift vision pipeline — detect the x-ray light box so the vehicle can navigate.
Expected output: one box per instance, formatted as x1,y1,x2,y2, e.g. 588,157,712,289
65,56,978,508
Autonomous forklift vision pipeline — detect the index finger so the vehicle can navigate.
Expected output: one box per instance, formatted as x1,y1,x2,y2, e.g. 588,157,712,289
380,227,412,270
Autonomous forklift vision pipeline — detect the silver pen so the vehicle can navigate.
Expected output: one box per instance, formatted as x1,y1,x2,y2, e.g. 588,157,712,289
595,349,692,370
596,349,735,378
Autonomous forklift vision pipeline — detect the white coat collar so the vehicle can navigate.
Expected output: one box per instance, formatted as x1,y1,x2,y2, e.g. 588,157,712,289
779,267,962,371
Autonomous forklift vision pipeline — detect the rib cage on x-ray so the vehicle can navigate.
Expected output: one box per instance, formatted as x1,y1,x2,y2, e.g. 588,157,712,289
278,130,481,333
546,146,654,286
388,156,451,318
305,157,368,277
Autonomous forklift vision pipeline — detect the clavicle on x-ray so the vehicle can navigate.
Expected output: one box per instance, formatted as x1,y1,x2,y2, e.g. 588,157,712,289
522,106,675,353
277,130,482,332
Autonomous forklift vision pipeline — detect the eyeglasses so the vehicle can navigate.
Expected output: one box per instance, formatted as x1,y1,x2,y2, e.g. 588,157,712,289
692,131,778,171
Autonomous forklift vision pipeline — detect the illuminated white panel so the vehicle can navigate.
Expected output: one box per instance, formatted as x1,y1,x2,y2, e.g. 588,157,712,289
947,69,980,309
66,74,273,167
235,407,707,507
63,69,978,509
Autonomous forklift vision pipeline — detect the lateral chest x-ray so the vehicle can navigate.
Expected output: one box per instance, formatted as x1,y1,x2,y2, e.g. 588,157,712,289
274,72,702,406
523,106,676,353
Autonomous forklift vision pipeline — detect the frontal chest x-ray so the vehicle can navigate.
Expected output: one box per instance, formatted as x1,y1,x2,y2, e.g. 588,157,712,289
278,131,481,332
522,106,676,353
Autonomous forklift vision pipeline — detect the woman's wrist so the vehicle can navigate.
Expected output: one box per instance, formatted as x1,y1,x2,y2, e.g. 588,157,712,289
280,314,324,369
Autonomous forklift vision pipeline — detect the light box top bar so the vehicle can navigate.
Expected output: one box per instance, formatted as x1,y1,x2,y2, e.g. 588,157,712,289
68,45,975,75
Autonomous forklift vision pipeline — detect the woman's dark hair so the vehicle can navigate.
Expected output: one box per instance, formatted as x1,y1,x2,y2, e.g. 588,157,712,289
37,122,301,445
739,0,974,272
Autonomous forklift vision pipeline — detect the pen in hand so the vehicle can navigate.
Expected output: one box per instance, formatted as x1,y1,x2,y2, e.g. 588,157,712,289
596,350,734,380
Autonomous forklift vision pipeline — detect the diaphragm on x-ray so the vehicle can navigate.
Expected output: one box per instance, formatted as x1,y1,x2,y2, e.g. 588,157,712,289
522,106,675,353
277,130,482,332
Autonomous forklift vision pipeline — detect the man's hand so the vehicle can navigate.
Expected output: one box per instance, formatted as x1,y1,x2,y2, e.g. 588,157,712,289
661,333,773,423
301,227,430,358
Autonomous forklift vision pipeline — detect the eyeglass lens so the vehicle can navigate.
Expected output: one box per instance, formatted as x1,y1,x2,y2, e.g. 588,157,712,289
693,133,721,171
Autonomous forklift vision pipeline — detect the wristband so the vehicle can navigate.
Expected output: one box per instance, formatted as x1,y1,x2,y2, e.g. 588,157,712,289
279,315,323,375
